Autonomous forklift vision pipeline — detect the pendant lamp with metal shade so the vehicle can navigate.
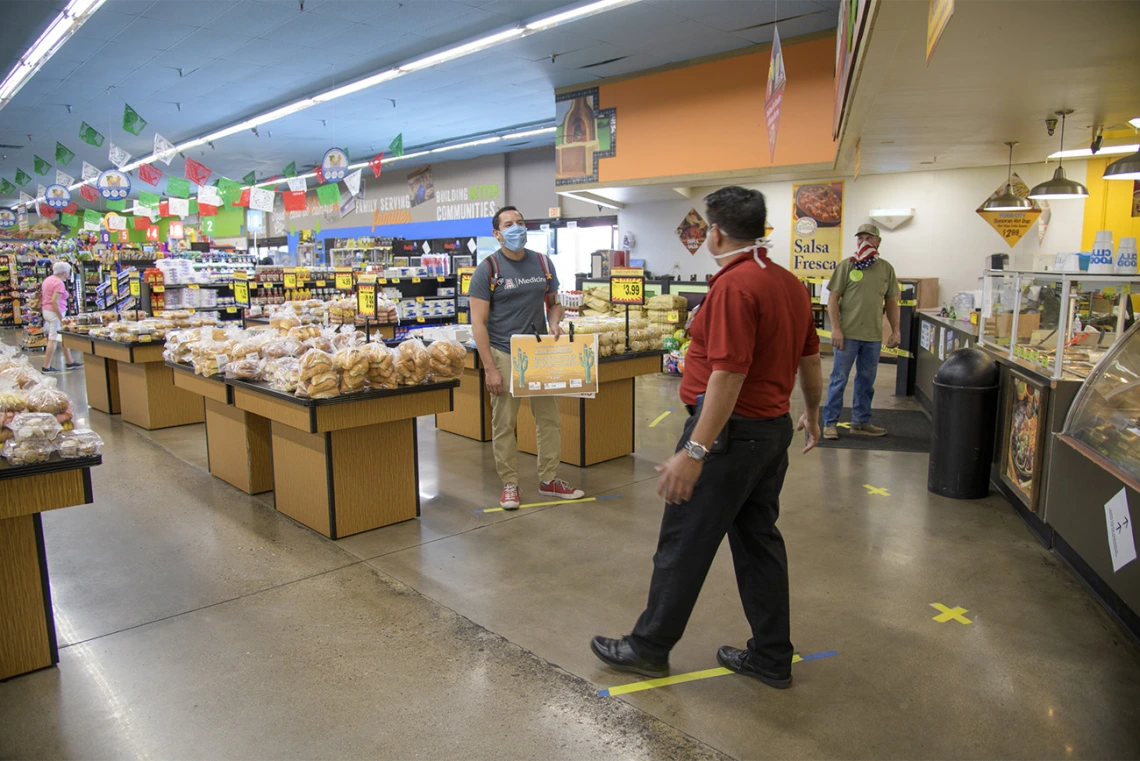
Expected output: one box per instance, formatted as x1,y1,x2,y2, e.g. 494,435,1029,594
984,141,1033,211
1029,110,1089,200
1103,146,1140,180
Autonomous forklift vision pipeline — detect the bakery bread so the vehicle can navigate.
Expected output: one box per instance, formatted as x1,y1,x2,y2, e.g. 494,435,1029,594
428,340,466,380
363,342,398,389
333,347,368,393
396,339,430,385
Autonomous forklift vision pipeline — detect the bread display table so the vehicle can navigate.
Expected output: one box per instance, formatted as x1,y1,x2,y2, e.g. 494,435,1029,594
62,333,120,415
225,377,459,539
167,362,273,495
435,349,492,442
517,350,664,467
0,454,99,681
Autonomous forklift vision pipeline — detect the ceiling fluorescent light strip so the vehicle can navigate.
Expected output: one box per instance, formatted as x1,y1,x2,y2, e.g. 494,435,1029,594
12,1,637,208
0,0,107,108
1048,143,1139,159
558,190,622,210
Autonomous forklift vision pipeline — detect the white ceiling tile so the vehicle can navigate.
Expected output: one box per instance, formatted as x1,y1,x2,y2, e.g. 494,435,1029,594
495,27,597,62
113,16,201,48
141,0,237,26
203,1,301,37
104,0,159,16
73,10,141,41
732,10,836,44
262,13,359,44
303,0,404,22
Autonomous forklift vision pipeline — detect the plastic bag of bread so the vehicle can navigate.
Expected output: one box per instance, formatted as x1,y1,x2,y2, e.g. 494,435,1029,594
55,429,103,459
7,412,62,441
224,358,263,381
270,310,301,331
396,339,430,385
266,358,301,393
0,362,42,389
0,382,28,443
261,336,303,361
628,339,651,352
428,340,466,380
363,342,398,390
332,326,365,351
333,346,368,394
288,325,321,343
2,437,55,465
25,386,70,416
305,328,336,354
298,348,338,399
192,340,231,377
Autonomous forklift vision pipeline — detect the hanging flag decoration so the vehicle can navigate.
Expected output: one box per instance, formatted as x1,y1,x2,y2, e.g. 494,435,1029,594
287,175,307,192
315,165,325,184
79,122,104,147
185,157,212,186
234,188,250,207
153,133,176,166
242,171,256,186
249,186,274,213
0,179,15,195
344,169,362,197
108,143,131,169
79,184,98,203
60,212,77,228
316,182,341,207
284,161,296,178
106,214,127,231
166,176,191,198
44,184,70,209
56,169,73,187
258,175,278,190
122,103,147,135
132,216,150,230
764,26,786,161
388,133,403,157
19,191,33,207
283,190,307,212
169,198,190,217
198,185,221,207
106,199,126,211
81,161,100,182
138,163,162,186
14,168,30,186
198,203,218,217
158,200,170,217
55,142,75,166
33,155,50,175
370,152,384,178
138,190,160,208
62,201,78,215
96,168,130,200
188,199,198,216
217,177,241,205
36,184,46,200
83,209,101,226
321,148,349,181
38,204,56,220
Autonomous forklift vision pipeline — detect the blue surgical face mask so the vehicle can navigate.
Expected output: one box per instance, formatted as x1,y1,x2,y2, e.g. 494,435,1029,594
500,224,527,251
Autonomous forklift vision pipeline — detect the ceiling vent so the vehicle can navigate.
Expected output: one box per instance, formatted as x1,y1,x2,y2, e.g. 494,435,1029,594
580,56,628,69
0,144,24,149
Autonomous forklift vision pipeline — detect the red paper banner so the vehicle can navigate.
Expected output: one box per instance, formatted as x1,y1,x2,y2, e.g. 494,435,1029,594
283,190,307,212
315,165,325,184
233,188,250,207
62,201,78,214
138,163,162,186
38,204,56,220
370,152,384,178
79,184,97,202
198,203,218,216
133,216,150,230
184,157,211,186
158,201,170,217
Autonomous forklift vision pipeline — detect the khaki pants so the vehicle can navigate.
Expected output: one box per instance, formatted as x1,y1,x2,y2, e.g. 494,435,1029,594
489,347,561,485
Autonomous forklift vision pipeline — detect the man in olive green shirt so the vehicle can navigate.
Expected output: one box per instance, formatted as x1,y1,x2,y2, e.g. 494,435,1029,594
822,224,901,439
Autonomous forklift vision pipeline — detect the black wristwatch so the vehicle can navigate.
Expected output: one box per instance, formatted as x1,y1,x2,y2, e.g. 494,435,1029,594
684,440,710,462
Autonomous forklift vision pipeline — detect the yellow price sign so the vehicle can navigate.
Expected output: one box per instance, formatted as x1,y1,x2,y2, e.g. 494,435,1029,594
152,285,164,293
458,266,476,296
415,296,425,303
390,278,400,283
412,276,422,284
357,283,376,318
416,316,425,323
109,274,118,294
437,276,446,283
610,276,645,305
378,278,388,285
458,312,469,325
316,280,326,287
233,270,250,308
283,270,297,289
129,275,140,297
140,335,152,343
667,310,680,322
226,307,237,313
188,283,200,290
335,272,354,290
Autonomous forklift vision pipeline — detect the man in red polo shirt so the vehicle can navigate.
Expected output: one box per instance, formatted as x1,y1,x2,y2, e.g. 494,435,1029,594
592,186,823,688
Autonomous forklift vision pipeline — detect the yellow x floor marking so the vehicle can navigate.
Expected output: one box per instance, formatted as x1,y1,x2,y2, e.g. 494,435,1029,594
836,422,852,429
930,603,973,624
649,408,673,428
598,650,837,697
863,484,890,496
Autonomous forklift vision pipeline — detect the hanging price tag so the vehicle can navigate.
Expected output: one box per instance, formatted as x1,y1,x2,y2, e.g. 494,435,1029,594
610,275,645,305
458,266,476,296
129,273,140,297
152,285,164,293
109,274,118,295
357,283,376,318
667,310,679,322
188,283,199,290
227,307,237,313
316,280,326,287
233,270,250,308
378,278,388,285
416,296,425,303
335,271,354,290
437,276,446,283
283,271,297,289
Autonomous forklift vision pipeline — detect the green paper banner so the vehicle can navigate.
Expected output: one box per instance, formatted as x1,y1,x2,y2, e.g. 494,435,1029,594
166,176,190,198
106,199,126,211
242,171,256,185
218,177,242,205
388,133,403,157
79,122,104,147
316,183,341,206
139,190,160,207
188,199,198,215
83,209,101,225
15,169,31,186
0,179,14,195
55,142,75,165
61,213,78,227
122,103,147,136
284,161,296,178
33,155,50,175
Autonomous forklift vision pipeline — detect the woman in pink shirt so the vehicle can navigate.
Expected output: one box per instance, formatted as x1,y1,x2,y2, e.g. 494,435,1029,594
41,261,81,372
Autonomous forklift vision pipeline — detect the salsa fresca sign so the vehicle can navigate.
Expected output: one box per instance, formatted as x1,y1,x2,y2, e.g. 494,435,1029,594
790,181,844,276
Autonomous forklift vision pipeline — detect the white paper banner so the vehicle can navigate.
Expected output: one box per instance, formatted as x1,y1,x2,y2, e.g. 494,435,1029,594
287,176,307,193
154,133,176,166
344,168,362,197
169,197,189,217
249,186,274,213
108,143,131,169
83,219,99,231
19,191,32,206
107,215,127,230
81,161,100,182
56,170,74,187
36,184,46,200
197,185,221,207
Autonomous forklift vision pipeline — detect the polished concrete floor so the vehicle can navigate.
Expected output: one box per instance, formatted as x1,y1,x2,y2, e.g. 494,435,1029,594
2,335,1139,760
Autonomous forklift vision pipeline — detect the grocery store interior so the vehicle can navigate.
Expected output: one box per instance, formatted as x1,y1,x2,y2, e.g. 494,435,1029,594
1,1,1139,759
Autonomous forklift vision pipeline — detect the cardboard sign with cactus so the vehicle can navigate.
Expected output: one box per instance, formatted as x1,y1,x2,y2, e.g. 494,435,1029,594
509,334,600,398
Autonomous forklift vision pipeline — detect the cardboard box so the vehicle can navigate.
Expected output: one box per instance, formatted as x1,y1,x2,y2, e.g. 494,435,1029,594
983,312,1041,339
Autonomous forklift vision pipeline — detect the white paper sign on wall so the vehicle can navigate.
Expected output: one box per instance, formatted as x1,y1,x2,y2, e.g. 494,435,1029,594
1105,488,1136,572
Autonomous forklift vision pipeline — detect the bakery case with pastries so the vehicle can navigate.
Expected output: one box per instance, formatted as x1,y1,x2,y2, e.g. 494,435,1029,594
978,270,1140,542
1043,320,1140,637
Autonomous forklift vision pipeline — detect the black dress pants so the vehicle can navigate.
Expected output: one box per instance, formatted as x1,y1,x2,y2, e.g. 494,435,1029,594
630,412,795,672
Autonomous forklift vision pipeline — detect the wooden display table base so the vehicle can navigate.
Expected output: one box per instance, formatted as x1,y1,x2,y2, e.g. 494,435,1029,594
0,456,98,681
435,350,491,442
63,335,120,415
517,352,663,467
229,378,458,539
169,364,273,495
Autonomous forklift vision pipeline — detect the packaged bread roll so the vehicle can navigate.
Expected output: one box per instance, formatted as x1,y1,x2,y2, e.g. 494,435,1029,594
266,358,301,393
363,342,398,389
224,358,263,380
299,349,338,399
396,339,430,385
333,346,368,393
2,437,55,465
427,340,466,380
7,412,62,441
270,311,301,331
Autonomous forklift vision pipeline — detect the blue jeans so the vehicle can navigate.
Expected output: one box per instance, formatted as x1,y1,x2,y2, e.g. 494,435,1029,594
823,339,881,426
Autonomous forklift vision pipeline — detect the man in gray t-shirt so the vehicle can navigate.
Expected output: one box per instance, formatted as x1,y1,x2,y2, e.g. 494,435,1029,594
470,206,584,509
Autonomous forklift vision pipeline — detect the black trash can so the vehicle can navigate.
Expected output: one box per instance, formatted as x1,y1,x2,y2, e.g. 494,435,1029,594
928,348,1000,499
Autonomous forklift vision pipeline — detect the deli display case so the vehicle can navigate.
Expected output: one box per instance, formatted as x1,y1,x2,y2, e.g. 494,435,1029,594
1044,320,1140,637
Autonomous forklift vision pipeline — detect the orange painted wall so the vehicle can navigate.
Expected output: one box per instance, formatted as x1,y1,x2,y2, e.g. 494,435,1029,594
595,35,837,185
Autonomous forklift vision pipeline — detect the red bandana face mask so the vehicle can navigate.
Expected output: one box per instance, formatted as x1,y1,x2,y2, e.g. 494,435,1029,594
853,239,878,270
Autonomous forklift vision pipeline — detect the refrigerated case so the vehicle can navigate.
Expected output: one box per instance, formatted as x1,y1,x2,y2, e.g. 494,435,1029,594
1044,320,1140,636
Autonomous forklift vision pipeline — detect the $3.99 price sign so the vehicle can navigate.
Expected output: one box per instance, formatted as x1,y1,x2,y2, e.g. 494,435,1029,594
357,283,376,318
233,271,250,308
610,275,645,305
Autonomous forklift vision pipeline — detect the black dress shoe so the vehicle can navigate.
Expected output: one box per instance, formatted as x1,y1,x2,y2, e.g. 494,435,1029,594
717,646,792,689
591,636,669,678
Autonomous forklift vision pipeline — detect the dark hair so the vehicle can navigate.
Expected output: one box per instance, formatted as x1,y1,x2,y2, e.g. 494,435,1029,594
704,186,767,241
493,205,523,231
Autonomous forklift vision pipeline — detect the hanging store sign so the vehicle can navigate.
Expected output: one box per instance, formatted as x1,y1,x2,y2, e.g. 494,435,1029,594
96,169,130,200
976,173,1042,248
790,181,844,276
233,270,250,308
764,27,786,161
321,148,349,182
357,282,376,318
0,209,16,228
676,208,709,254
926,0,955,65
44,184,70,209
509,334,600,398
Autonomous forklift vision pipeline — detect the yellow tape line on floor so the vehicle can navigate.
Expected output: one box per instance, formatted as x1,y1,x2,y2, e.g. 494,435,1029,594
597,650,837,697
477,496,622,514
649,408,673,428
816,328,914,359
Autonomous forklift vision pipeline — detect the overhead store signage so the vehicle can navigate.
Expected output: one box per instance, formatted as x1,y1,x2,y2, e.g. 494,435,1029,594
676,208,709,254
96,169,130,200
44,184,70,209
926,0,955,65
764,27,786,161
321,148,349,181
554,87,617,187
833,0,872,139
790,181,845,276
976,173,1042,248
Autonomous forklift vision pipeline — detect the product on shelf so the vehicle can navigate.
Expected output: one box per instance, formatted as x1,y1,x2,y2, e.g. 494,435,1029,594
6,412,63,441
333,346,368,393
299,348,338,399
56,429,103,459
363,342,398,389
427,340,466,380
396,339,431,385
2,437,55,465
